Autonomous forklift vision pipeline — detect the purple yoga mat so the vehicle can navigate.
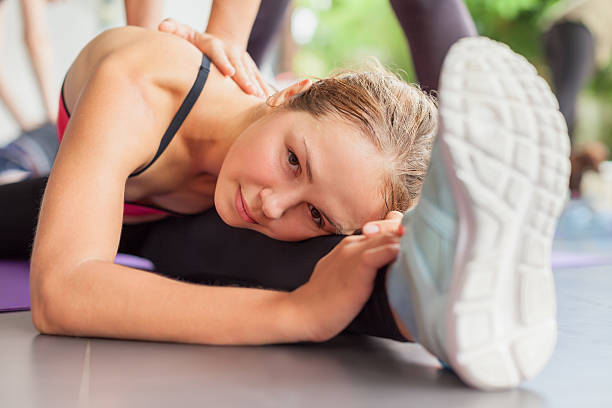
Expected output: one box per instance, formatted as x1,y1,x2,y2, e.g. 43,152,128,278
2,250,612,313
551,251,612,269
0,254,155,312
0,261,30,312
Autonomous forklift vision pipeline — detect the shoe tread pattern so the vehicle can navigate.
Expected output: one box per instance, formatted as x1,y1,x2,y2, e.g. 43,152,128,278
439,37,570,390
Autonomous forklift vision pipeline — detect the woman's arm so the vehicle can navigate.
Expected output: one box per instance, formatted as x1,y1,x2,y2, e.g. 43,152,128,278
27,45,304,344
33,259,301,344
32,234,400,345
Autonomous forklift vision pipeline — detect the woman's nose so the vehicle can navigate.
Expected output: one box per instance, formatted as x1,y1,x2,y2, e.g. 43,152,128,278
260,188,300,220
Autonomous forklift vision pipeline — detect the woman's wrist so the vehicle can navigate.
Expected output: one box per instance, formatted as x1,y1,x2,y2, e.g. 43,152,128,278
273,290,313,343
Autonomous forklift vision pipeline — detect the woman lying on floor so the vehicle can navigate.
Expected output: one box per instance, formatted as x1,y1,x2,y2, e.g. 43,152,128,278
29,26,434,343
21,21,570,390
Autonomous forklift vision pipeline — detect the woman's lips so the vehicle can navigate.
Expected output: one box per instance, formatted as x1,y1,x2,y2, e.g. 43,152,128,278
235,187,257,224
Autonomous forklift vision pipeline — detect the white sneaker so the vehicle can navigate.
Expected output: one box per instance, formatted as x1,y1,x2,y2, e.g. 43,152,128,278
387,37,570,390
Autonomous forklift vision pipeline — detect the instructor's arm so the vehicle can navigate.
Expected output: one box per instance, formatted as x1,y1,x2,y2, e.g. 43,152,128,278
159,0,271,97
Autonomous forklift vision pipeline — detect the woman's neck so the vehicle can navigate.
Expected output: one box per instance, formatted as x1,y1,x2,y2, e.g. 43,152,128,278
181,94,268,176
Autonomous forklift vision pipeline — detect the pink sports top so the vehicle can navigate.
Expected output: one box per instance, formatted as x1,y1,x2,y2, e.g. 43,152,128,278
57,54,211,217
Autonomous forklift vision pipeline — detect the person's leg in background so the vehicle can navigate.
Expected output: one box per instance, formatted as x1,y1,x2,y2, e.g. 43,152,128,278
246,0,292,66
389,0,477,91
544,21,595,144
0,0,35,131
0,0,60,184
0,123,58,184
543,21,602,194
20,0,56,125
246,0,477,88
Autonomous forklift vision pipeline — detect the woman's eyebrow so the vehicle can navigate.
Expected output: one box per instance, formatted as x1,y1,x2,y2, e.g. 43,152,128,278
302,137,345,234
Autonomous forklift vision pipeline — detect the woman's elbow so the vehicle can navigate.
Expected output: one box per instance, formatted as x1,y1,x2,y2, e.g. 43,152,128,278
29,262,69,335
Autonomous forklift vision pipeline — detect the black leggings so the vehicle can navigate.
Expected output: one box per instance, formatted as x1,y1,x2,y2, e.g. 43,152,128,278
0,177,405,341
247,0,477,91
544,21,595,144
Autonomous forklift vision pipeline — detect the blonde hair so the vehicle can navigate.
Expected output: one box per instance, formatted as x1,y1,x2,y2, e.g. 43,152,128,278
283,65,438,213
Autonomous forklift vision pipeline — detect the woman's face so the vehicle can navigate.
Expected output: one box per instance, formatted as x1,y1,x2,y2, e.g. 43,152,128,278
215,109,388,241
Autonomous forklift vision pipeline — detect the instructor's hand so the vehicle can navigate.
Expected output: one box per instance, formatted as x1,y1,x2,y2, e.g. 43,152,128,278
158,18,272,98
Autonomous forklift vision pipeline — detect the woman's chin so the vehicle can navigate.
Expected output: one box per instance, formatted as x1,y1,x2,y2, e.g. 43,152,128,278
214,201,235,227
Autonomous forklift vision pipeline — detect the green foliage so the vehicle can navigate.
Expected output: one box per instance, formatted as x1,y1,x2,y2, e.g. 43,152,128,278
293,0,413,80
292,0,612,149
465,0,558,19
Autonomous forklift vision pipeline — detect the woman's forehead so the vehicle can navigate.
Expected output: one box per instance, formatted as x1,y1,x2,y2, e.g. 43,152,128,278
304,122,388,230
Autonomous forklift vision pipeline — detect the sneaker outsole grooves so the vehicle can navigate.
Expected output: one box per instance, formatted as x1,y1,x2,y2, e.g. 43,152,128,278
438,37,570,390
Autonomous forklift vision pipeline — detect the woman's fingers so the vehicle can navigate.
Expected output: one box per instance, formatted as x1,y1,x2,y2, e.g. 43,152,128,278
385,210,403,220
357,231,401,269
361,242,400,269
362,211,404,237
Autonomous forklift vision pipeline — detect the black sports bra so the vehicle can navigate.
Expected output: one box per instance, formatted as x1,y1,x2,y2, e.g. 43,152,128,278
60,54,211,216
61,53,211,178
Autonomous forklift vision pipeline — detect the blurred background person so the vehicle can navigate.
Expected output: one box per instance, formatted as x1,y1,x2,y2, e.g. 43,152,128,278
541,0,612,239
0,0,56,130
0,0,59,183
542,0,612,196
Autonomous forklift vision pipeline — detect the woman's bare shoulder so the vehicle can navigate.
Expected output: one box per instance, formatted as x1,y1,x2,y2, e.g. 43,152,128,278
65,26,203,107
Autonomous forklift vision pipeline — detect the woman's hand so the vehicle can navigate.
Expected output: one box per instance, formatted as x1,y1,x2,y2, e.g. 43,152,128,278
158,18,272,98
290,231,402,342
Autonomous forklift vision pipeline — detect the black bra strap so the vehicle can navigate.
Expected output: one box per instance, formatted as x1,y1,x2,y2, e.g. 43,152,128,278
130,54,211,177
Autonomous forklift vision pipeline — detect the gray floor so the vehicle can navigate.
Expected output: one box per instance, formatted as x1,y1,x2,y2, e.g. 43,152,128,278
1,262,611,407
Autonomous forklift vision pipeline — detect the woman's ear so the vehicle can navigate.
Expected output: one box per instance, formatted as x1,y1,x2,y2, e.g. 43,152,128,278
267,79,312,107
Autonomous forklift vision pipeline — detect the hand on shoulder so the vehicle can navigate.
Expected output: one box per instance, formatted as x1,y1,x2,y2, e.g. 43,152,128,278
158,18,273,99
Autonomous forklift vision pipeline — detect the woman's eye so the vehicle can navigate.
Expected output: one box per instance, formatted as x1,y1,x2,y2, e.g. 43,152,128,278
308,204,324,228
288,150,300,169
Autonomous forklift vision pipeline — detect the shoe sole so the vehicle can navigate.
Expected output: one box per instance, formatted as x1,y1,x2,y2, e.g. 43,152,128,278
438,37,570,390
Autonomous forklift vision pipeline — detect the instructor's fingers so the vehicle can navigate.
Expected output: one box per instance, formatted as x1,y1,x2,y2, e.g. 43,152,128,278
244,53,272,98
241,53,265,98
159,19,236,77
158,18,190,38
227,50,257,95
204,38,235,77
